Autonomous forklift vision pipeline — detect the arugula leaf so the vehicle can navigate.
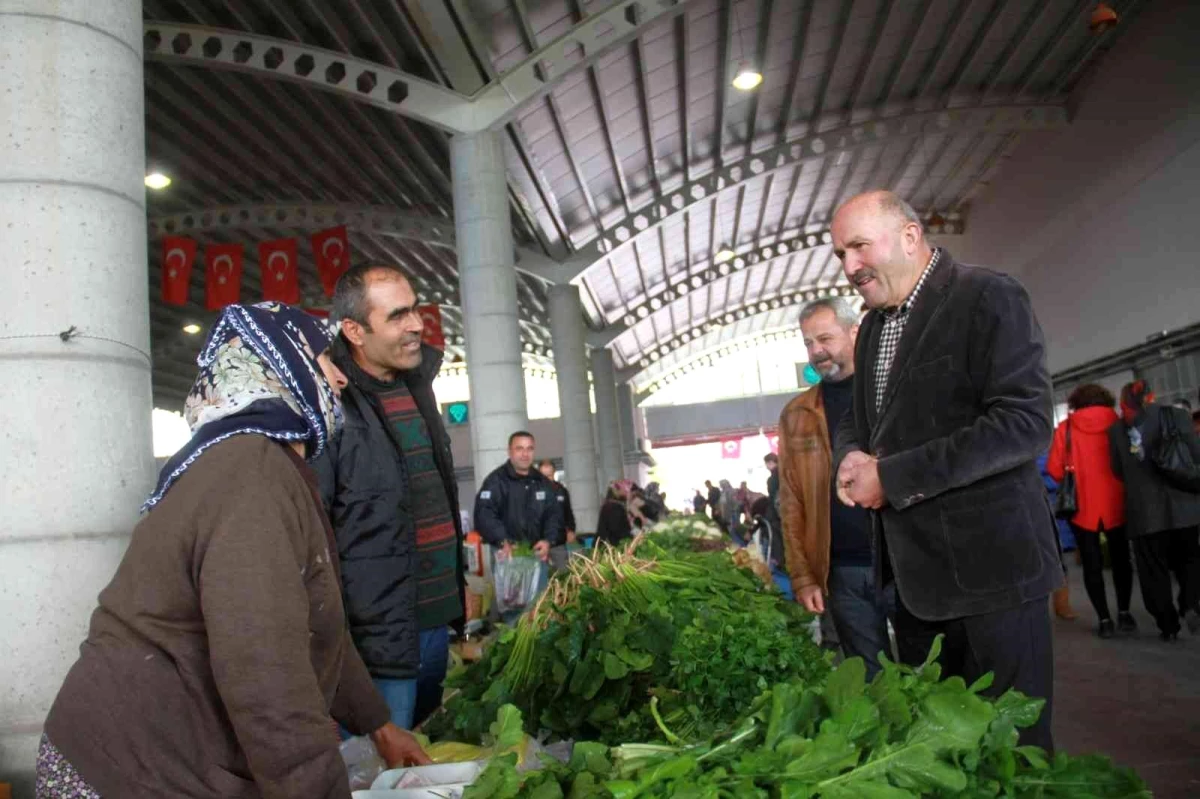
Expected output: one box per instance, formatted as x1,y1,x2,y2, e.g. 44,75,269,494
491,704,527,751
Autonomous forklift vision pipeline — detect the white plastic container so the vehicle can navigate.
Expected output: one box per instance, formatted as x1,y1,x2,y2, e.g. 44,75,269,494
352,760,488,798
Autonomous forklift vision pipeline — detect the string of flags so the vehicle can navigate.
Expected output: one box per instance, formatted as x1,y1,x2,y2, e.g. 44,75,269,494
159,225,447,349
159,225,349,310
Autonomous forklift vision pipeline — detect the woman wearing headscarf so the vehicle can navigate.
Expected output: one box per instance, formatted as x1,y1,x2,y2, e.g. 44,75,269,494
38,304,428,799
596,480,635,546
1109,379,1200,641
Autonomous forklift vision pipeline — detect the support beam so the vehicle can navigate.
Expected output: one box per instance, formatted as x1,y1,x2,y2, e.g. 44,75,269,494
590,348,624,490
548,286,601,534
147,203,563,286
0,3,155,789
587,227,966,347
452,131,529,486
555,104,1068,282
143,1,694,135
149,203,456,248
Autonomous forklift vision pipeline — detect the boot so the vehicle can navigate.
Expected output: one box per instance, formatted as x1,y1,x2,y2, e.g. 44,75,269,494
1053,585,1078,620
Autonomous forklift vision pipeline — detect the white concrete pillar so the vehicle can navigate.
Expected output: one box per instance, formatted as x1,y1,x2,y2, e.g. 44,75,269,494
0,0,154,784
451,131,528,485
548,285,600,534
617,383,645,483
590,348,624,489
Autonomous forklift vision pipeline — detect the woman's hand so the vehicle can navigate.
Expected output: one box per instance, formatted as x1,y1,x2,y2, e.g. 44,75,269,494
369,722,432,767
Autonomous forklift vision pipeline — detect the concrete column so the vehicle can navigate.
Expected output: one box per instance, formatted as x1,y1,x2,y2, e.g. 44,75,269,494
590,348,624,489
547,285,600,534
0,1,154,785
451,131,528,487
616,383,645,482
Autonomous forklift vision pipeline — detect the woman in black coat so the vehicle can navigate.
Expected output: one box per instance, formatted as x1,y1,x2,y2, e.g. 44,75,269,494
596,481,634,547
1110,380,1200,641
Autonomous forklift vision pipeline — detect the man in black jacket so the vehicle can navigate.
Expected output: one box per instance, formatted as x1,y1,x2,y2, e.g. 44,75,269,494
314,263,465,730
830,190,1061,750
475,432,565,563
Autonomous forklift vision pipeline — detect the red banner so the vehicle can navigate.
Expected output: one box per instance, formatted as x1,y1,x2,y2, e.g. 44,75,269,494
161,236,197,306
204,243,243,311
418,304,445,349
258,238,300,304
311,225,349,297
720,438,742,459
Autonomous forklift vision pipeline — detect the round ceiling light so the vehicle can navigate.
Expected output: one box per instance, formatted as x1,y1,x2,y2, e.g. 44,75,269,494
714,248,735,264
145,172,172,190
182,323,201,335
731,67,763,91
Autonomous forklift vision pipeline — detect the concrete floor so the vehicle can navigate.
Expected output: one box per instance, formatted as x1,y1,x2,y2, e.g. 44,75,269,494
1052,564,1200,798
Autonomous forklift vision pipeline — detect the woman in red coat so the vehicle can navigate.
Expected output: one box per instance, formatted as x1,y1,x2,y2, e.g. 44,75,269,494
1048,383,1135,638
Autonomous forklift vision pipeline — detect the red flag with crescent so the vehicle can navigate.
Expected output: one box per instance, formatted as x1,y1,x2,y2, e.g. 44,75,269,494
204,243,243,311
720,438,742,459
418,304,445,349
161,236,197,306
311,225,349,297
258,238,300,304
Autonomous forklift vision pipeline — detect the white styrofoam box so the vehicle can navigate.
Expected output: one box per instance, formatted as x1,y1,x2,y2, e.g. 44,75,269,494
369,761,487,790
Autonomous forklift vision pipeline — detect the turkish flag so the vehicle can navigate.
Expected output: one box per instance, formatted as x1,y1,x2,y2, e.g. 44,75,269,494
204,243,243,311
258,238,300,304
161,236,197,306
720,438,742,459
311,225,349,297
418,304,445,349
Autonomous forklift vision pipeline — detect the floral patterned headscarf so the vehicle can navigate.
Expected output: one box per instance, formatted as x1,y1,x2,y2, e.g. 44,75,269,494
143,303,338,511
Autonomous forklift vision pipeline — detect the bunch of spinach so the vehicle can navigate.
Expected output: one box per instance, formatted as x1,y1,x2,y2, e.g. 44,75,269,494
424,539,828,746
463,641,1148,798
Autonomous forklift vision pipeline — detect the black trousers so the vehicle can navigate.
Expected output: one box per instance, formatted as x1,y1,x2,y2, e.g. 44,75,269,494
1132,525,1200,635
1070,523,1133,621
894,593,1054,752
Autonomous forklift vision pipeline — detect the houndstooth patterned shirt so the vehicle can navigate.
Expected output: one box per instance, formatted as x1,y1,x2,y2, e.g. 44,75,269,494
874,247,942,411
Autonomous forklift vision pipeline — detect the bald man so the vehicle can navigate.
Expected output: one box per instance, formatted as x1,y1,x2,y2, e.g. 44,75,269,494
829,190,1061,751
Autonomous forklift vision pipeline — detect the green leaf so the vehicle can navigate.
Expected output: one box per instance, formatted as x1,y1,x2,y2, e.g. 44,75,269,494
526,780,565,799
490,705,526,751
906,683,995,753
617,646,655,671
568,741,614,778
824,694,882,745
1014,745,1049,770
462,754,521,799
821,781,917,799
588,700,621,725
824,658,867,715
784,730,860,780
992,690,1045,729
604,652,631,680
967,672,995,694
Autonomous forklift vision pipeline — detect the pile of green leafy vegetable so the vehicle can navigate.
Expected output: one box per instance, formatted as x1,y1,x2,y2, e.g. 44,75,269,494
424,537,829,746
463,640,1149,798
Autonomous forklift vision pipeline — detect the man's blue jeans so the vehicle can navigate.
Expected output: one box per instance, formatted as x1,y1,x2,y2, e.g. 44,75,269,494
827,564,896,679
343,627,451,737
412,626,451,729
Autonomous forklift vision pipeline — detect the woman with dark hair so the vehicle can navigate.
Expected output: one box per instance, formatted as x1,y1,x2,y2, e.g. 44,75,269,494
596,480,635,546
1048,383,1132,638
38,304,429,799
1110,380,1200,641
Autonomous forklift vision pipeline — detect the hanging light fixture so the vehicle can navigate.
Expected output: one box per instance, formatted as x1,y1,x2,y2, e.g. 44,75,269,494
732,63,763,91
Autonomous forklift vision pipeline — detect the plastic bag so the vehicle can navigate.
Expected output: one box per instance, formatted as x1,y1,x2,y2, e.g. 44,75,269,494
492,555,546,615
340,735,386,791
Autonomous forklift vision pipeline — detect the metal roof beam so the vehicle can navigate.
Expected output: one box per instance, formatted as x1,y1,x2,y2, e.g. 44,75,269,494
588,224,968,348
144,1,695,135
559,104,1068,281
148,204,564,288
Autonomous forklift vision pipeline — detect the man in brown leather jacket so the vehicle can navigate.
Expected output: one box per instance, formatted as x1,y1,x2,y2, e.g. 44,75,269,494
778,298,895,677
